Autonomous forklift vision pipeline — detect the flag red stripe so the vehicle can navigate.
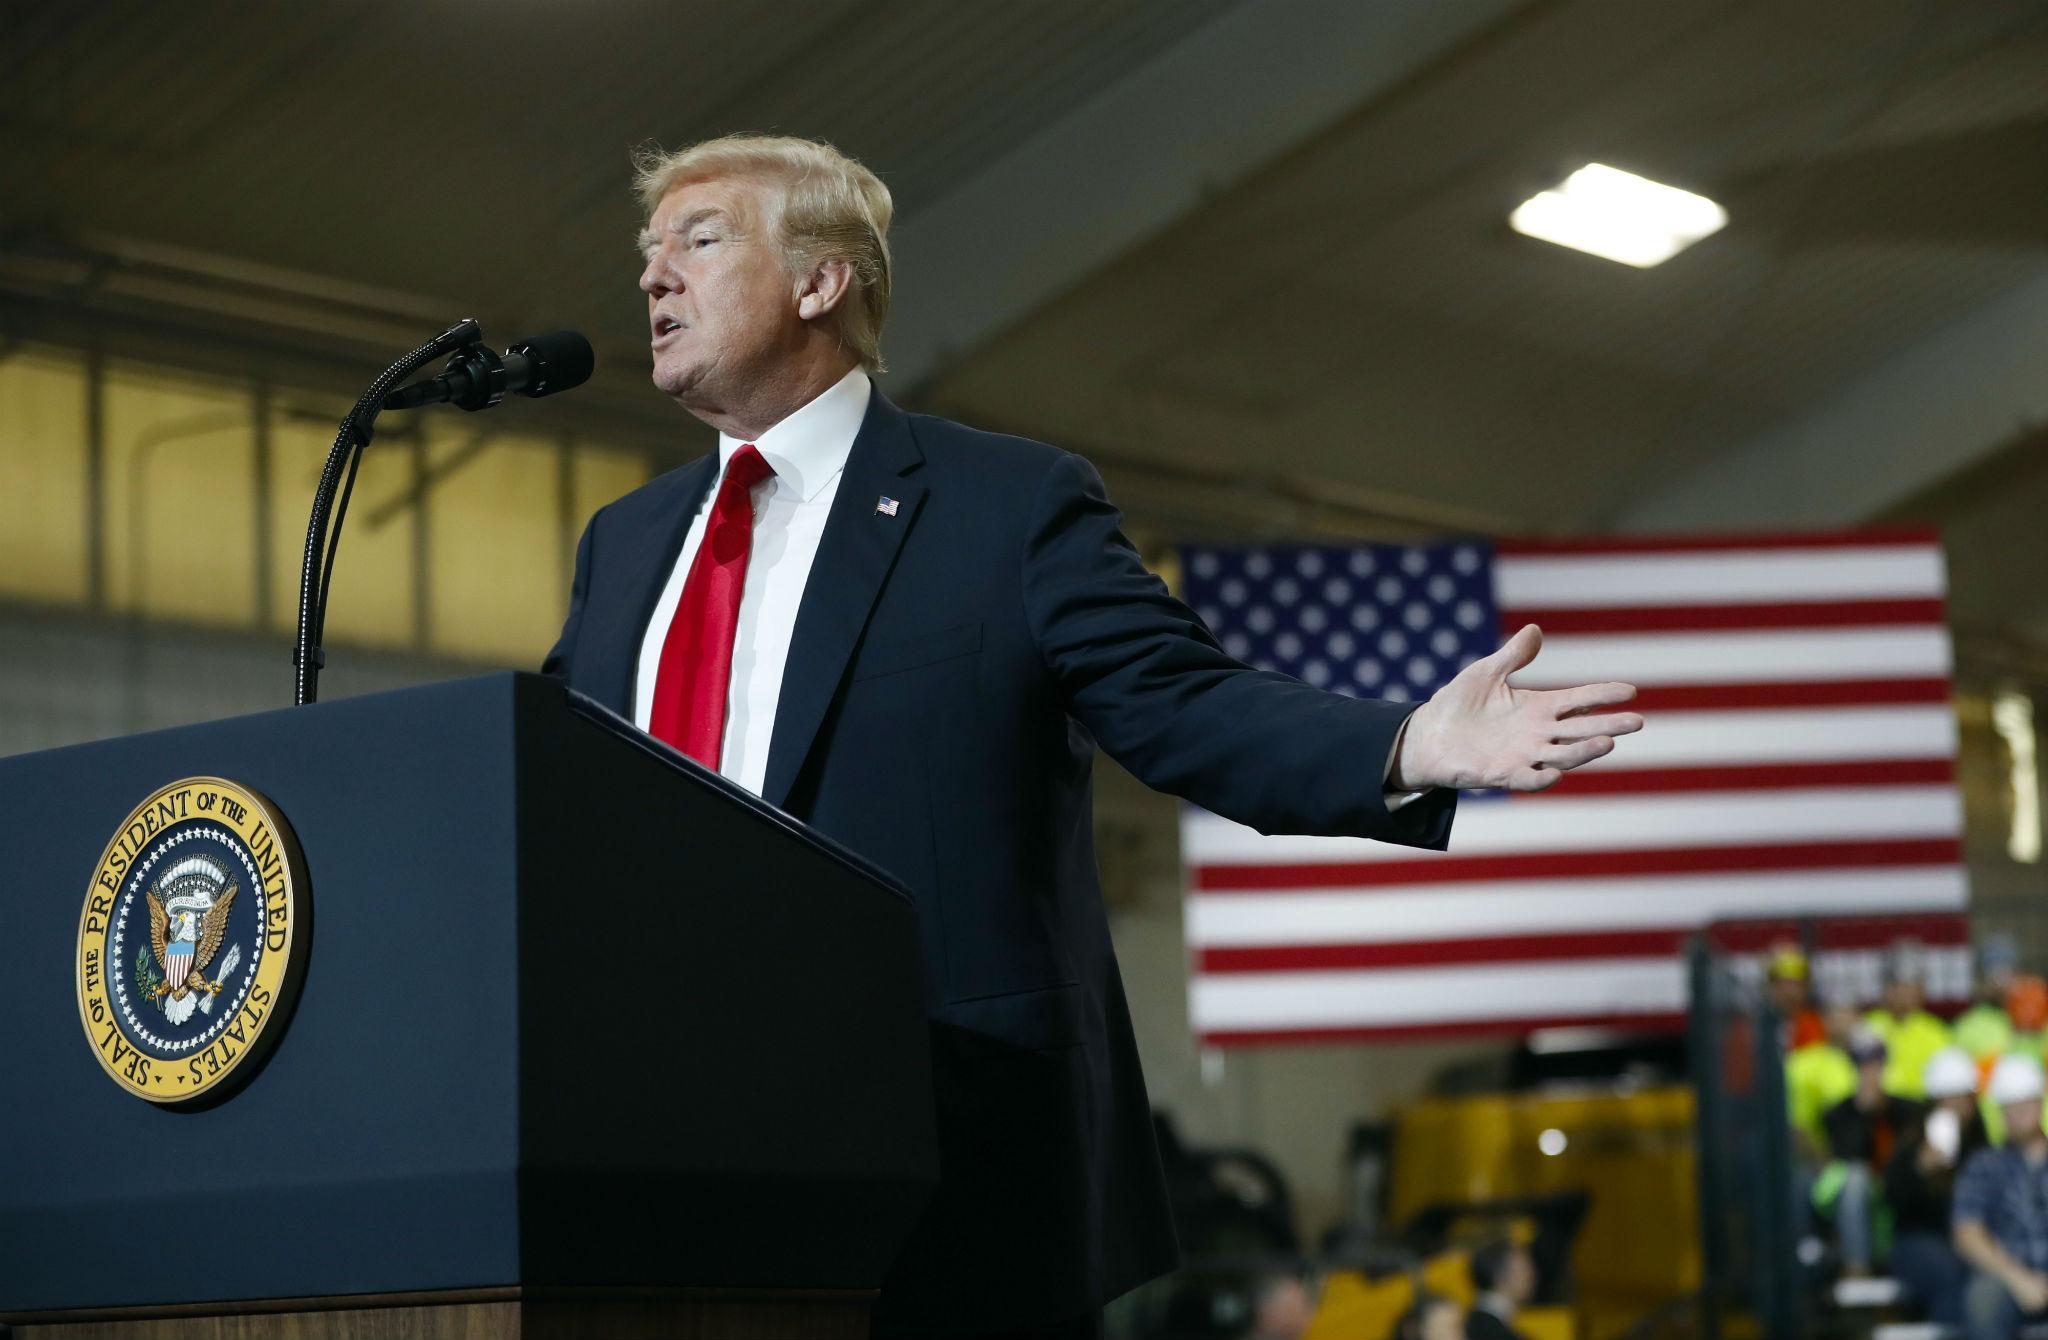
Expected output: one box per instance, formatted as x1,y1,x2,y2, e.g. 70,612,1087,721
1523,758,1956,796
1201,931,1680,972
1192,838,1963,891
1620,679,1952,711
1499,598,1944,634
1495,528,1940,556
1196,913,1971,973
1199,1012,1692,1046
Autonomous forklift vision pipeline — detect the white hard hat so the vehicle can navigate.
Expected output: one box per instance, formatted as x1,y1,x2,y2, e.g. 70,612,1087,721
1988,1054,2046,1107
1923,1047,1980,1100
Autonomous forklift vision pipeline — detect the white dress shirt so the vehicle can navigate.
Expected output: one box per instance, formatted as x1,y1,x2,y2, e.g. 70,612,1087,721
632,367,871,795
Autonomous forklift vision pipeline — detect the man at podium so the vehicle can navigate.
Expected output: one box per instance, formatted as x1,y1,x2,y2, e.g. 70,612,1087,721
541,133,1642,1338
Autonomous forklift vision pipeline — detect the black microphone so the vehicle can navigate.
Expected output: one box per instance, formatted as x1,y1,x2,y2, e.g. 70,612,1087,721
382,330,596,411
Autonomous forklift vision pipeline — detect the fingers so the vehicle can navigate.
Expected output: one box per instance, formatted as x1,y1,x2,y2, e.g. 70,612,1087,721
1550,711,1645,741
1540,736,1615,771
1551,681,1638,716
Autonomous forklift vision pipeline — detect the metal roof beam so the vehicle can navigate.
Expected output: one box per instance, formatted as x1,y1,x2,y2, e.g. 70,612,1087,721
1616,267,2048,533
883,0,1528,394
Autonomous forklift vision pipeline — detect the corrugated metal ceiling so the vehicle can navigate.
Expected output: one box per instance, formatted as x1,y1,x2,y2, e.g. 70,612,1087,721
924,0,2048,533
1,0,1238,372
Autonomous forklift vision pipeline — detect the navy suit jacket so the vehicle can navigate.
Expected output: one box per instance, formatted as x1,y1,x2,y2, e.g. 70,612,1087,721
543,389,1457,1331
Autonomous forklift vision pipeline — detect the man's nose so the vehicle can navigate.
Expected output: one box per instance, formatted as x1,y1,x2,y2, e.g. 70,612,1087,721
639,255,674,296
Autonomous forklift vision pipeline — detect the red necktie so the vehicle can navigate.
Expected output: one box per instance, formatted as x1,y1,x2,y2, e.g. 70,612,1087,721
649,444,775,768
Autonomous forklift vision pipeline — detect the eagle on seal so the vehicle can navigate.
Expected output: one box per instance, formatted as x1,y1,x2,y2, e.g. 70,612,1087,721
146,856,238,1025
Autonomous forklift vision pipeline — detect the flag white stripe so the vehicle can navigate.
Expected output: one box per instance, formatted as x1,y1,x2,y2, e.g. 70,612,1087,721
1186,868,1968,946
1507,627,1952,687
1494,547,1945,609
1191,958,1690,1028
1191,947,1973,1031
1183,786,1961,864
1583,704,1956,768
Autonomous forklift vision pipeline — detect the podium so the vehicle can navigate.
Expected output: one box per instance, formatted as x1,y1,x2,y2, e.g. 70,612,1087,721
0,673,937,1338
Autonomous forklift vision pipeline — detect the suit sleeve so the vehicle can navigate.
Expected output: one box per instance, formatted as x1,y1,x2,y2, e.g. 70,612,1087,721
541,508,597,680
1022,451,1454,846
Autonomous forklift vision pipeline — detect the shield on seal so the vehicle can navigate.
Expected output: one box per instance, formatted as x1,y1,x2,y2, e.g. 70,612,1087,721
158,861,225,1001
164,941,194,993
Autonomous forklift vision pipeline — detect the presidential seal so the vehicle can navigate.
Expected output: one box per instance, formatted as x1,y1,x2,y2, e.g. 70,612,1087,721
74,777,310,1105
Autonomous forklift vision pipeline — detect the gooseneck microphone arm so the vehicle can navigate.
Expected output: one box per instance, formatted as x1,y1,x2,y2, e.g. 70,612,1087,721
293,317,480,706
382,329,597,412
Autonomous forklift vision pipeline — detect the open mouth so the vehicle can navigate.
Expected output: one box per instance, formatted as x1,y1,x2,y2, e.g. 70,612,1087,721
652,316,683,342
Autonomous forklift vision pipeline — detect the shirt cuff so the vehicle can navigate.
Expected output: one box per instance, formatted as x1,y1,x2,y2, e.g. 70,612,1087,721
1382,710,1431,808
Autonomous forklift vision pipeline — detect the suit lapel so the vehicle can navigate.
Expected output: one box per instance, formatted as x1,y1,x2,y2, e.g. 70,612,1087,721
762,393,927,809
606,455,717,715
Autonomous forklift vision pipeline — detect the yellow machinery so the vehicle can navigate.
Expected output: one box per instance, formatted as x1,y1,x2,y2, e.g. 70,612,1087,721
1307,1247,1577,1340
1314,1084,1700,1340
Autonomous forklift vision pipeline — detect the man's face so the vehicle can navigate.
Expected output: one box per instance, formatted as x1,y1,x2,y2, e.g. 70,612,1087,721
2005,1096,2043,1140
1768,974,1806,1017
1824,1002,1860,1047
1885,977,1922,1016
1251,1276,1312,1339
639,176,800,409
1503,1245,1538,1303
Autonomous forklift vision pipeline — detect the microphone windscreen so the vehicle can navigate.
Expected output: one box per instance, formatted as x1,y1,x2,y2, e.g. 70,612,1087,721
508,330,595,398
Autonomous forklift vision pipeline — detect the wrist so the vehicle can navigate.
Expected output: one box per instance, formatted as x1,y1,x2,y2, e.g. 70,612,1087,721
1388,705,1433,792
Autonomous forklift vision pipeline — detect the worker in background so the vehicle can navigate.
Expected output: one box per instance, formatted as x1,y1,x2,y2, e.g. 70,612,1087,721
1887,1047,1987,1326
1954,1055,2048,1340
1955,935,2022,1062
1819,1028,1916,1276
2007,977,2048,1065
1978,977,2048,1146
1240,1269,1313,1340
1867,940,1953,1099
1789,999,1863,1161
1464,1238,1536,1340
1390,1293,1464,1340
1768,940,1826,1051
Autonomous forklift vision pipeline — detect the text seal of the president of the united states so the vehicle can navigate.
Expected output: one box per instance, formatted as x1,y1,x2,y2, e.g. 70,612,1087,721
74,777,310,1104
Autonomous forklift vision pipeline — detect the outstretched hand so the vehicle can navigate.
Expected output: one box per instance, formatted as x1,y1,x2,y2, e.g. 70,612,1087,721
1388,624,1642,793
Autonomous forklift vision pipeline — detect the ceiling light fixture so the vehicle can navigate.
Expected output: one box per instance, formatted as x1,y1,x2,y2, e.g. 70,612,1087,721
1510,163,1727,267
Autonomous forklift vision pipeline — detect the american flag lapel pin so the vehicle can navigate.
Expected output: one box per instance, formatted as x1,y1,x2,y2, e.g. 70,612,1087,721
875,495,900,517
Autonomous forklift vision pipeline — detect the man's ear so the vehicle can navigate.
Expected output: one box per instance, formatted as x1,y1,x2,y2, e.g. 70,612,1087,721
795,257,853,322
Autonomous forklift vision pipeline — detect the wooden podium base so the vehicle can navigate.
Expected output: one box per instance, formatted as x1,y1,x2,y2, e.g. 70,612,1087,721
3,1288,873,1340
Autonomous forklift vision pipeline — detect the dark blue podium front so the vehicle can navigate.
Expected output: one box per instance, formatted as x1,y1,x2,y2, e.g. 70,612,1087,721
0,672,936,1315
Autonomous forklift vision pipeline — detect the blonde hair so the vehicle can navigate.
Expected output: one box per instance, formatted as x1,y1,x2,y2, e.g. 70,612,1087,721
634,134,894,373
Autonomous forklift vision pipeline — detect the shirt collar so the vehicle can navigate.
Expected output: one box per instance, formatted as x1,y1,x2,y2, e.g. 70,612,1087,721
717,367,870,503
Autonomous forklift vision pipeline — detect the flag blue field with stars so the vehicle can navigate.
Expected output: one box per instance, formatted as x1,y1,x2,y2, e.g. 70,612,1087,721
1179,542,1498,702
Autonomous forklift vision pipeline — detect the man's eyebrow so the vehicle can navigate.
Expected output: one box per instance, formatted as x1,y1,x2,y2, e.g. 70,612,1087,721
636,207,736,254
676,207,732,231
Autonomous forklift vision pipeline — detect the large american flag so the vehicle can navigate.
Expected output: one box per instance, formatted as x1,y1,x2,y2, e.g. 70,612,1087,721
1177,530,1970,1045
